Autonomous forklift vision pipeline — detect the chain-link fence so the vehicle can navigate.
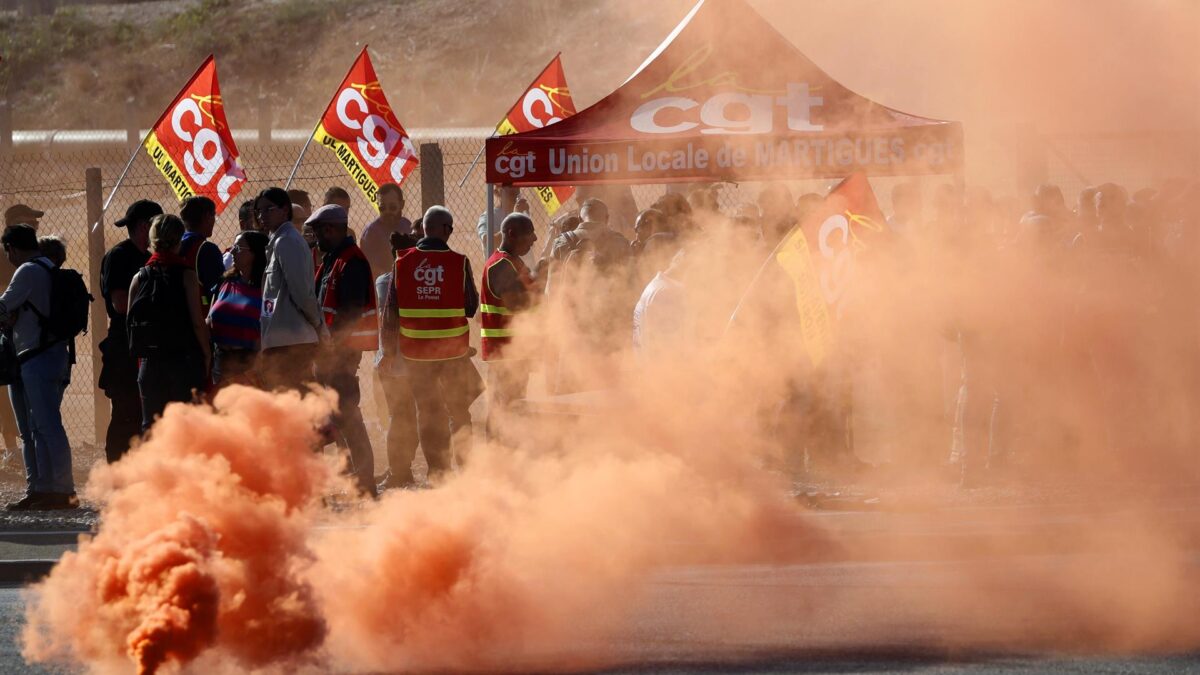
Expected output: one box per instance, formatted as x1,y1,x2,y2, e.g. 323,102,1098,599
0,131,769,450
3,124,1190,452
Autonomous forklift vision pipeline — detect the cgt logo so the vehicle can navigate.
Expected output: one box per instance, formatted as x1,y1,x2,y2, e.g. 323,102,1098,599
630,83,824,136
170,95,243,202
413,259,445,286
520,85,570,129
336,83,418,183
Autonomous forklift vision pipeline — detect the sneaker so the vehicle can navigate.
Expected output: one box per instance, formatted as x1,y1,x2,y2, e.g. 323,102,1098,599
5,493,45,511
378,476,418,492
31,493,79,511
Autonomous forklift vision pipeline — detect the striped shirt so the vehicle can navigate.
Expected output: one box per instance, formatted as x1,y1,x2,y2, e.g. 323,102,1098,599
208,278,263,351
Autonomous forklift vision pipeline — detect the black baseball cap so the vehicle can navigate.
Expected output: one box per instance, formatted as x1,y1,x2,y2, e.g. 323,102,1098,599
115,199,164,228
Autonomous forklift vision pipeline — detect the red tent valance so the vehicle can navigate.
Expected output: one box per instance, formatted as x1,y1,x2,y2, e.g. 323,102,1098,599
486,0,963,186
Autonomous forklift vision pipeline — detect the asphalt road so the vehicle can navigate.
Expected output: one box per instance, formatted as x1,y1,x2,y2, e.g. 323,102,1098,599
3,554,1199,674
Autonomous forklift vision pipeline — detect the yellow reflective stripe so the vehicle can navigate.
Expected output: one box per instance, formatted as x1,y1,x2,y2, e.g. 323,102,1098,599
480,328,514,338
400,325,469,339
480,303,512,316
361,308,377,318
350,330,377,337
322,308,337,315
397,308,466,318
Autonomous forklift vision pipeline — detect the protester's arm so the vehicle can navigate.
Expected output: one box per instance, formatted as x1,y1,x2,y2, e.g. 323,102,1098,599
0,264,34,326
103,247,138,316
330,257,372,341
125,273,142,335
381,272,400,360
197,242,225,292
184,271,212,374
548,234,571,262
463,259,479,319
280,236,323,332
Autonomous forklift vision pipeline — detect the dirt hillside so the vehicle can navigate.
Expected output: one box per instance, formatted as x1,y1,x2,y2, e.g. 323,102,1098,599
0,0,693,129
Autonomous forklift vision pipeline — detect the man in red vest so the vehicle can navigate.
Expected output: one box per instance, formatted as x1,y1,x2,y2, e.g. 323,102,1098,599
480,213,541,442
393,205,482,482
310,204,379,497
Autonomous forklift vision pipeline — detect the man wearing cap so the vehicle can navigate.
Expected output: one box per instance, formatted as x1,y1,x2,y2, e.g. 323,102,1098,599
3,204,43,230
0,205,42,460
391,205,481,482
310,204,378,497
0,224,76,509
99,199,161,463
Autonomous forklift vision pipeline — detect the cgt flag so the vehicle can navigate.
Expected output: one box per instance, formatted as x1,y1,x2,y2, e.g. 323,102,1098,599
774,171,887,366
143,55,246,213
314,47,418,209
495,54,577,216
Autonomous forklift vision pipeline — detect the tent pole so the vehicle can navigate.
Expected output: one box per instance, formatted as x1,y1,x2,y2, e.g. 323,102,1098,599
485,183,495,257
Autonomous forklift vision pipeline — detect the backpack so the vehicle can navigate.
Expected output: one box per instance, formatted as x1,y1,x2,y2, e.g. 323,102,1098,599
29,259,92,345
127,265,192,358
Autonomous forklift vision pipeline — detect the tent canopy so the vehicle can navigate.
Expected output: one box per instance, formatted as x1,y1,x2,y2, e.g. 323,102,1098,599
486,0,963,187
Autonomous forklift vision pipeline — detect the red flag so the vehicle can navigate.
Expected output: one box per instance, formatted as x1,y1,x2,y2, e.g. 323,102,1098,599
143,56,246,213
313,47,418,209
774,172,887,365
495,55,577,215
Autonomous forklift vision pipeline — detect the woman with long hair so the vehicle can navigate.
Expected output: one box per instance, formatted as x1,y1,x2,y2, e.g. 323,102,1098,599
207,230,269,390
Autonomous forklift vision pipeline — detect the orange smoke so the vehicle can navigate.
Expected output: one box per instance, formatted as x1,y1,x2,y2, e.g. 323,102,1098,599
22,386,338,674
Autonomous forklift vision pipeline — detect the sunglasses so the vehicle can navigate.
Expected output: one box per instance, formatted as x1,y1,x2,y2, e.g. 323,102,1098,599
254,205,279,216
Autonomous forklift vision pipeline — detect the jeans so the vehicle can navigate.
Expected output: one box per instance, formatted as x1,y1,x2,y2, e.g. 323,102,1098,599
138,353,204,433
0,385,18,450
105,383,142,463
212,347,259,390
9,343,73,494
100,334,143,462
261,343,317,392
407,357,481,481
316,352,374,495
485,359,529,446
378,370,418,485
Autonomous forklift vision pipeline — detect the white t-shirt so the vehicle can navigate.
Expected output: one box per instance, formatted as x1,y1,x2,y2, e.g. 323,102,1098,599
632,272,687,360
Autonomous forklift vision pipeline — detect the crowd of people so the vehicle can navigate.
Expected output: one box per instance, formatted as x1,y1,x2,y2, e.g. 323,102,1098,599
0,171,1195,509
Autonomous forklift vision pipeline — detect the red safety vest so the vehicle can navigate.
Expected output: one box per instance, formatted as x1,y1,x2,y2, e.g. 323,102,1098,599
394,247,469,361
480,250,533,361
316,244,379,351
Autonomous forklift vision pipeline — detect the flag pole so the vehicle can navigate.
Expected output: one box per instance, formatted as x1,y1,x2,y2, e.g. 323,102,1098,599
724,228,793,332
283,119,320,190
457,53,562,188
93,141,144,233
94,54,215,233
456,137,495,189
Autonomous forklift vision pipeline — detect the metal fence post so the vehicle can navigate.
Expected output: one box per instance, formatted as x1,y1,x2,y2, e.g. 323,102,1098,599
420,142,445,212
86,168,109,448
125,98,139,149
0,100,12,158
257,94,271,145
1015,123,1047,199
